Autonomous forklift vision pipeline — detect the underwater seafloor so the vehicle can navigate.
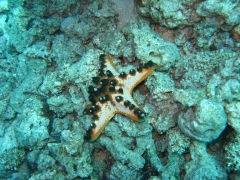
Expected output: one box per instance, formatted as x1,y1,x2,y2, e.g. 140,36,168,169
0,0,240,179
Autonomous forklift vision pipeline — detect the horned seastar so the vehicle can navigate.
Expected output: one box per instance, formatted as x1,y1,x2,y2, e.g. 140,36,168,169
83,54,155,141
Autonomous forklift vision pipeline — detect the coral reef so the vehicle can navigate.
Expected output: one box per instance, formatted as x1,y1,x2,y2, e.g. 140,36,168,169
178,99,227,142
225,134,240,172
135,0,199,28
13,97,50,149
226,102,240,134
47,94,74,117
0,148,25,177
231,24,240,41
122,19,183,71
147,72,175,101
93,28,133,59
167,128,190,155
196,0,240,26
0,0,239,179
174,88,206,107
184,141,227,179
47,122,93,179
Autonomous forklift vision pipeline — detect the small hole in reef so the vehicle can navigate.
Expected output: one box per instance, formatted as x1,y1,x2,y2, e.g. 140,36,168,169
73,164,77,171
149,52,154,56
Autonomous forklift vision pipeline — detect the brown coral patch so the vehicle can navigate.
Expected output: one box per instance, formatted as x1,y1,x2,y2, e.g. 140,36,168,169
231,24,240,41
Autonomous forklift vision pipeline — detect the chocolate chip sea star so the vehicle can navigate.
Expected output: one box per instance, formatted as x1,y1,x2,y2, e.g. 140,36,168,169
83,54,155,141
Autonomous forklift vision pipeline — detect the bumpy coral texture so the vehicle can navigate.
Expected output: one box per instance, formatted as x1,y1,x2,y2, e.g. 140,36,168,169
185,141,227,179
1,0,240,179
123,19,182,71
225,134,240,172
47,122,93,179
196,0,240,26
226,102,240,134
135,0,199,28
167,129,190,154
178,99,227,142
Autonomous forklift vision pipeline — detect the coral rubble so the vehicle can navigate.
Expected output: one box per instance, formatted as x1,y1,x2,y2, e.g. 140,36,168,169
0,0,239,179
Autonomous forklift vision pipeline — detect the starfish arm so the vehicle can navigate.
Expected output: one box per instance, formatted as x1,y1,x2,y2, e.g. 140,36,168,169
114,63,155,112
121,91,144,112
85,101,116,141
120,65,155,92
101,54,119,76
111,94,144,122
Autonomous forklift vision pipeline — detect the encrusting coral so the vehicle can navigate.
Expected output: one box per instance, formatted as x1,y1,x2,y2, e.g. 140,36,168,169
83,54,155,141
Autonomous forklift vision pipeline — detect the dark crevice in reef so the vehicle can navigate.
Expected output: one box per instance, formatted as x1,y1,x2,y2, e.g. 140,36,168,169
141,151,159,180
22,91,55,135
92,148,114,179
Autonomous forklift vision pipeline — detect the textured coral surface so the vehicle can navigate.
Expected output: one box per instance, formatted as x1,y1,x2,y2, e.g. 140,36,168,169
0,0,239,179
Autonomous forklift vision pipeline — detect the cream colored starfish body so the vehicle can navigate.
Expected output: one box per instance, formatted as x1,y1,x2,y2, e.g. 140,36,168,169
83,54,155,141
